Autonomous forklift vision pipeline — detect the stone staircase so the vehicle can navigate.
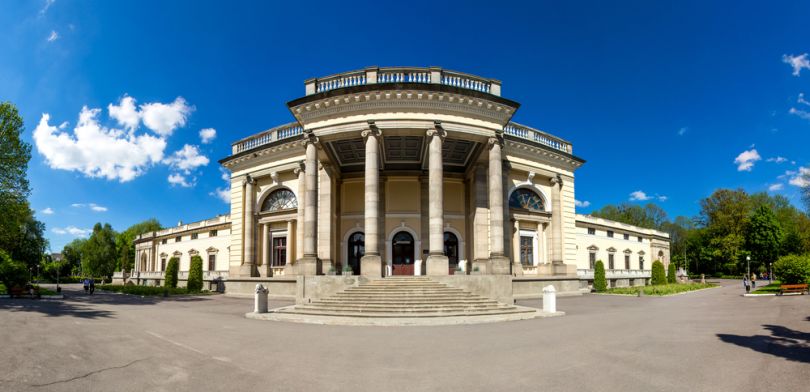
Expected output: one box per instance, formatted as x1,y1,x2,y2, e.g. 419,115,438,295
267,276,540,325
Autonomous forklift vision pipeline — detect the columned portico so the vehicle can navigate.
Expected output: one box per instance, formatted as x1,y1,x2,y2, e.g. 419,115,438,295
240,175,256,276
425,125,449,275
296,131,319,275
360,125,383,277
488,136,510,274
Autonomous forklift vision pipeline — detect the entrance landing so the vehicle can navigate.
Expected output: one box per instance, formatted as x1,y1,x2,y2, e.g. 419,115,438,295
247,276,562,326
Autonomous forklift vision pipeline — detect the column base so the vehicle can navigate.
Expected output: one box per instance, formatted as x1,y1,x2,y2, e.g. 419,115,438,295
489,255,511,275
360,255,383,278
426,254,449,276
319,259,334,275
296,256,319,276
511,262,524,276
471,259,489,275
239,264,257,277
553,263,576,276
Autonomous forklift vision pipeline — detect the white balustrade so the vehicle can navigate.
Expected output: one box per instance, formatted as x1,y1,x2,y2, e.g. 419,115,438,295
306,67,501,96
504,122,572,154
316,72,367,93
233,123,304,153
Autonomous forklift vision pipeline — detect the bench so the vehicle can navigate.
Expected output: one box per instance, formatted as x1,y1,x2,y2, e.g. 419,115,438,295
8,286,40,299
779,284,809,295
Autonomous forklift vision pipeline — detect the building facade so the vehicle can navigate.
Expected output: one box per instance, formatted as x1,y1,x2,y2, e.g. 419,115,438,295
124,67,669,294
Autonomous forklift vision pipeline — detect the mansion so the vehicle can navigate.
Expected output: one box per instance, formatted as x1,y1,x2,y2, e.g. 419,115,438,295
125,67,669,297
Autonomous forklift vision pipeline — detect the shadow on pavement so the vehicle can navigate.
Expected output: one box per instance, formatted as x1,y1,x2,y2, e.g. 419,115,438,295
0,299,115,319
717,324,810,364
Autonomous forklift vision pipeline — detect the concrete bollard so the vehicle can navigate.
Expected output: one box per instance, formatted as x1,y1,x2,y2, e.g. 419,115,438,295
700,274,705,284
254,284,269,313
542,285,556,313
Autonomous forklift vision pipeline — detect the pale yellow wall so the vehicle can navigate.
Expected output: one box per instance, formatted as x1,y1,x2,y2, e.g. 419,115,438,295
341,179,364,213
443,180,465,214
386,177,419,213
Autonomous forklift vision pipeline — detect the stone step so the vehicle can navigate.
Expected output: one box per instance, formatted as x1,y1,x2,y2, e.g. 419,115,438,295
313,298,499,305
342,289,466,294
303,304,512,312
278,307,535,318
330,295,482,301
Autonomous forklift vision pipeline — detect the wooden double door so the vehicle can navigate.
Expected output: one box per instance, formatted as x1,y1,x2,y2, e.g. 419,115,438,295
391,231,415,276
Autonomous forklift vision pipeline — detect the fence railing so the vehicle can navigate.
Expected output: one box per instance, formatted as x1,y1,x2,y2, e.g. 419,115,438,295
231,122,304,154
504,122,572,154
305,66,501,96
577,269,650,279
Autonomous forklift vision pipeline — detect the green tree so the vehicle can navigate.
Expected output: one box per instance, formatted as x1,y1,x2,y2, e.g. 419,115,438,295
62,238,86,276
667,262,677,284
590,202,668,230
744,205,783,271
698,189,751,275
164,257,179,288
187,255,203,292
592,260,607,292
651,260,666,285
82,223,117,278
0,249,28,289
772,254,810,284
116,219,162,272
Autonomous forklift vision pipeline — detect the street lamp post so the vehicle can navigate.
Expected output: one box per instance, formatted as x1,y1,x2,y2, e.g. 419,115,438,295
746,255,751,283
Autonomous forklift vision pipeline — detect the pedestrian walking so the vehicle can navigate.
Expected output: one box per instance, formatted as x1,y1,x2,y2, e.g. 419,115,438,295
743,276,750,293
89,279,95,295
751,273,757,289
83,278,89,294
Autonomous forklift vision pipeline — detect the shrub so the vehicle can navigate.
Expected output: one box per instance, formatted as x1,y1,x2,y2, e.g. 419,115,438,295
772,254,810,285
164,257,179,288
0,250,28,289
593,260,607,292
651,260,666,285
187,255,203,292
667,262,677,284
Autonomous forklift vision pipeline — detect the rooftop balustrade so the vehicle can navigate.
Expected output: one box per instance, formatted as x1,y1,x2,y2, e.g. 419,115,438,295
504,122,572,154
305,66,502,96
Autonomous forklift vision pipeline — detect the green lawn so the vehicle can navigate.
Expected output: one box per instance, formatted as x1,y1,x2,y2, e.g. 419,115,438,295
751,281,782,294
99,284,213,296
603,282,717,296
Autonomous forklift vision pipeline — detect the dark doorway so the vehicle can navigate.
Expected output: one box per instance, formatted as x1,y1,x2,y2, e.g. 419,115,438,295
392,231,415,275
347,232,364,275
444,232,459,274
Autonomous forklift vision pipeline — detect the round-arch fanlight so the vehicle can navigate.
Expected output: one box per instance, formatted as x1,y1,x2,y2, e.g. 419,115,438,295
261,188,298,212
509,188,545,212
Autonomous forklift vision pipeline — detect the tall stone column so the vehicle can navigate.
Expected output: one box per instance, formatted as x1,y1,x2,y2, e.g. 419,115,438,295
488,136,510,274
471,164,490,274
318,163,334,272
240,175,256,276
286,220,294,266
261,223,269,276
296,131,319,275
426,125,449,275
287,163,305,276
550,175,564,265
512,219,523,276
360,125,383,277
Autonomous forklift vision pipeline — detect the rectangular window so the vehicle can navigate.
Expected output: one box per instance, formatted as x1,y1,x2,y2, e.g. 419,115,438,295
272,237,287,267
588,228,596,235
161,239,167,245
639,256,645,270
625,255,630,270
519,236,534,266
208,254,216,271
209,230,217,237
161,258,166,271
607,230,614,238
638,236,643,242
589,253,596,269
191,233,198,240
175,236,181,243
623,233,629,240
608,254,614,269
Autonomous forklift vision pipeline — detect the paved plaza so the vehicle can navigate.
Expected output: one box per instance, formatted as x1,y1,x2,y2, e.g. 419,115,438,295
0,280,807,392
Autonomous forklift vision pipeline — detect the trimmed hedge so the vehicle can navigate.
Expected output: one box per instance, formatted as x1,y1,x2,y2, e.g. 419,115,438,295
651,260,667,285
187,255,203,292
593,260,607,292
164,257,179,288
667,262,677,284
99,284,206,296
772,254,810,285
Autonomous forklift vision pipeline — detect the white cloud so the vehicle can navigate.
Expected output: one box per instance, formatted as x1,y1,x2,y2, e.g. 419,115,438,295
220,168,229,182
734,148,761,171
677,127,687,136
164,144,209,174
789,107,810,121
108,96,141,131
199,128,216,144
767,156,788,164
657,195,668,202
40,0,56,15
51,226,91,237
788,166,810,188
70,203,108,212
768,183,784,192
140,97,193,136
210,187,230,203
168,173,193,188
47,30,59,42
41,207,54,215
629,191,652,201
574,199,591,208
783,53,810,76
798,93,810,106
34,108,166,182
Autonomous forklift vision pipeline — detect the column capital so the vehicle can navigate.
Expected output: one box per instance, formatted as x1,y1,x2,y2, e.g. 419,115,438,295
550,174,563,187
361,121,382,139
243,174,256,186
293,160,305,175
302,129,319,146
487,135,504,149
426,121,447,140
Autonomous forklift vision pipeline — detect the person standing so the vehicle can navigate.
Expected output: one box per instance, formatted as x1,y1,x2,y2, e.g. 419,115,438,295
751,273,757,289
743,276,750,293
83,278,89,294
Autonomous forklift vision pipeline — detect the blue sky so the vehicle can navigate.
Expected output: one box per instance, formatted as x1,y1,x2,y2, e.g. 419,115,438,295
2,0,809,251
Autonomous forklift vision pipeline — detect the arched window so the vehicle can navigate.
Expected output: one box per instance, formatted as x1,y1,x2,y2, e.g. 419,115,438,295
509,188,545,212
444,232,459,271
261,189,297,212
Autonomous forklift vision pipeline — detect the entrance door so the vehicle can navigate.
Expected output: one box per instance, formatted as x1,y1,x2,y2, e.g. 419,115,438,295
391,231,415,275
347,232,364,275
444,232,459,275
